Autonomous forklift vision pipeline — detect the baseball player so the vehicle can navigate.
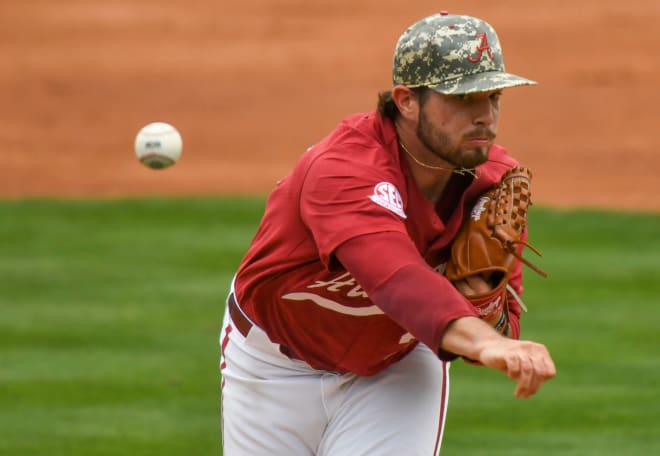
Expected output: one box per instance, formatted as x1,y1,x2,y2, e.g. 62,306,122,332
219,12,556,455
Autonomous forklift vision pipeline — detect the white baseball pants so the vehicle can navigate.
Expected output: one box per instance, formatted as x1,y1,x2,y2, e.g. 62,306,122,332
219,303,450,455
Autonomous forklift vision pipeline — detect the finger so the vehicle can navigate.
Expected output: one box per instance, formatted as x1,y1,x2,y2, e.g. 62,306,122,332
454,280,475,296
540,350,557,380
464,274,491,294
503,352,521,380
513,355,535,398
515,349,556,398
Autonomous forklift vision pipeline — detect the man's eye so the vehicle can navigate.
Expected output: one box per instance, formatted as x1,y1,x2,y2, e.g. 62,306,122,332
490,92,502,101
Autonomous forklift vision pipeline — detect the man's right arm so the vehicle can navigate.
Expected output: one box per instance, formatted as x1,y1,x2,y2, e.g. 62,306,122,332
336,231,556,398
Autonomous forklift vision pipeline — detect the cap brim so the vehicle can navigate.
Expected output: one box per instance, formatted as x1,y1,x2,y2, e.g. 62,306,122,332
428,71,537,95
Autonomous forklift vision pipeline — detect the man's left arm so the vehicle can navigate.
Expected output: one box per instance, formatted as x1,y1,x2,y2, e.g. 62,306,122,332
447,166,546,338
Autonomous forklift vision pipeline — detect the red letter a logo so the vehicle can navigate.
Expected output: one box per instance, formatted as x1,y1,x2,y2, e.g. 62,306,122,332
467,33,494,62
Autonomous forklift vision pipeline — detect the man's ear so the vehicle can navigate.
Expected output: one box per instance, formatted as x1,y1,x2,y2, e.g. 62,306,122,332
391,85,419,121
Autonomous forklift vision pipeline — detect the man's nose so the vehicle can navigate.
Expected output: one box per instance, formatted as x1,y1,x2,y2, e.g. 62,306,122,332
472,99,496,126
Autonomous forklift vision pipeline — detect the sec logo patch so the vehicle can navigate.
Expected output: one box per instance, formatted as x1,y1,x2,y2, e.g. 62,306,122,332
369,182,407,219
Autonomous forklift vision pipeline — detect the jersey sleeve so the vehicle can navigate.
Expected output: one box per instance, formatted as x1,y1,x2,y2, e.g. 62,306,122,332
335,230,480,359
299,145,409,268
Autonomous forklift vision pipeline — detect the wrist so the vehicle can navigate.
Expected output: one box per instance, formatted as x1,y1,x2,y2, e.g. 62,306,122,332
441,316,503,361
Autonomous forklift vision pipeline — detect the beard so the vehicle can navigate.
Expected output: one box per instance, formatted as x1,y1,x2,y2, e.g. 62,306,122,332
416,108,493,169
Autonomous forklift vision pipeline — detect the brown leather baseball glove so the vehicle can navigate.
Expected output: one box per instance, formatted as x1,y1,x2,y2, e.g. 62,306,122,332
445,166,546,335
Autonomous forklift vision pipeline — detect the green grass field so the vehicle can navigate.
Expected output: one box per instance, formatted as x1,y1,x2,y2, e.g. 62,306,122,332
1,198,658,455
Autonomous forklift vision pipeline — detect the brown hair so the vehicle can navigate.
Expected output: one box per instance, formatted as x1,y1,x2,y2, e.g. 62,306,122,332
376,87,431,120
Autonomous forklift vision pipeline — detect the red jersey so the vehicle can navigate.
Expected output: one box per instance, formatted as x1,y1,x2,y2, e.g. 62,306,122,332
234,111,523,376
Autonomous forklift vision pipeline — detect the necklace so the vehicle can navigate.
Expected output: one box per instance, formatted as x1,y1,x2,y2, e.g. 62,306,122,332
399,141,478,178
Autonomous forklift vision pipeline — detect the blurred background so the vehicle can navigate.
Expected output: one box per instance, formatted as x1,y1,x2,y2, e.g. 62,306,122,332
1,0,658,210
1,1,659,455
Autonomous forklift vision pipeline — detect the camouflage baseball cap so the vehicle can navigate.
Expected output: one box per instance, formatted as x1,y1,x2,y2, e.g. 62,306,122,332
392,13,536,94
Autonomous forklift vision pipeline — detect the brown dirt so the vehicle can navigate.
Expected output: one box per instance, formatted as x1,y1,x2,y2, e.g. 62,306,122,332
1,0,658,211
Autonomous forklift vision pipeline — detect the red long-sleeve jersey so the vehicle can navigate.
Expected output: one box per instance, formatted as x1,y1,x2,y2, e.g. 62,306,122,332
234,111,524,376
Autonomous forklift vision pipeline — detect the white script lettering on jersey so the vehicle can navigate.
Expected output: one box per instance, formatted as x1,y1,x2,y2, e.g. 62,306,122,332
281,292,384,316
281,272,381,316
282,272,418,347
307,272,368,298
369,182,407,219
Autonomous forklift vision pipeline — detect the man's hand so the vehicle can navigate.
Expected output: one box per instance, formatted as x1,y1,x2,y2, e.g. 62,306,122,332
453,274,492,296
478,337,556,398
441,317,556,398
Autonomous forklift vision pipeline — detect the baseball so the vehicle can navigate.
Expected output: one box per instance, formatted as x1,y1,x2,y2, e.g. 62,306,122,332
134,122,183,169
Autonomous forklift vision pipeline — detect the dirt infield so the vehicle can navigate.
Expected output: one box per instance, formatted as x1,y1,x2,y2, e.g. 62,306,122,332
1,0,658,211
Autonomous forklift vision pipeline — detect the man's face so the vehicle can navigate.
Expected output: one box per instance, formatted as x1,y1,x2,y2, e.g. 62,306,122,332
416,89,501,169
